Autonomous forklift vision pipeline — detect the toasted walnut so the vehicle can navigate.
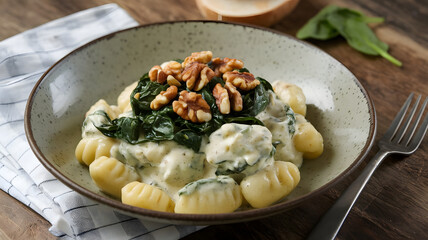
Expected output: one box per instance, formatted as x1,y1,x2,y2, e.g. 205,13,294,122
213,83,230,114
224,82,243,112
182,62,215,91
182,51,213,68
161,61,183,81
148,65,168,84
211,57,244,76
150,86,178,110
173,91,212,123
167,75,181,87
223,71,260,91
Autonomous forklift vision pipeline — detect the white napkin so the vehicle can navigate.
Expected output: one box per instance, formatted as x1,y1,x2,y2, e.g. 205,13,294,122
0,4,202,239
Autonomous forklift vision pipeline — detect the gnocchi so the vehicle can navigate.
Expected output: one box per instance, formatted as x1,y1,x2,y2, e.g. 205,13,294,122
272,81,307,116
293,115,324,159
122,181,175,212
86,99,120,119
175,176,242,214
117,81,138,111
89,156,140,198
240,161,300,208
75,136,116,166
75,51,324,213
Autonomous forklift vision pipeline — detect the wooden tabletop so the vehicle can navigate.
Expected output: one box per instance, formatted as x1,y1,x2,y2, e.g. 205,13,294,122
1,0,427,239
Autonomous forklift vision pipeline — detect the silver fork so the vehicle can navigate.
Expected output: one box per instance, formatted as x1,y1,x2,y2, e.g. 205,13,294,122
307,93,428,240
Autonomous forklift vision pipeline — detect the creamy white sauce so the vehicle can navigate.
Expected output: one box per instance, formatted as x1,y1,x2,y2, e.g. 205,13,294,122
178,175,237,196
256,91,303,167
204,123,273,176
82,111,111,138
117,139,209,201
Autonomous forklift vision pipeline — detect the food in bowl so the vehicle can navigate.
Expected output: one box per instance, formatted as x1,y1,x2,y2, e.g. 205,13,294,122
74,51,324,214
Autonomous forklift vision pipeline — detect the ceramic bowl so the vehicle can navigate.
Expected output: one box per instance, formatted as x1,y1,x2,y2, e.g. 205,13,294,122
25,21,376,225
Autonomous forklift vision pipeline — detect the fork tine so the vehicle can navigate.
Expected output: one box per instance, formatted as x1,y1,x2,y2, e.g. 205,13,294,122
408,97,428,149
383,93,414,141
394,94,421,143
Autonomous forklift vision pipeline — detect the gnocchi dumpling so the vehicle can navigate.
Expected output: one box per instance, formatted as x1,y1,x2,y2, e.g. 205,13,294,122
89,156,140,198
272,81,307,116
175,176,242,214
293,117,324,159
240,161,300,208
75,137,116,166
86,99,121,119
117,81,138,112
121,181,175,212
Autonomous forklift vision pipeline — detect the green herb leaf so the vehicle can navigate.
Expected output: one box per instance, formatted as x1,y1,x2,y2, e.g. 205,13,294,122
131,74,169,115
296,5,340,40
240,77,272,116
297,5,401,66
173,129,202,152
92,111,142,143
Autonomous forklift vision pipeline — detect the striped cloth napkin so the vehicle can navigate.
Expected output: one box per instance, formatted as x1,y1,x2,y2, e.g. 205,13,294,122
0,4,202,239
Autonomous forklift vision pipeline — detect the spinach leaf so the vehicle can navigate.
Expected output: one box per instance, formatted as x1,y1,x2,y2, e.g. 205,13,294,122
240,77,273,116
297,5,340,40
344,18,402,66
326,9,387,55
238,68,250,73
173,129,202,152
140,113,174,141
92,111,141,143
297,5,402,66
224,116,264,126
131,73,169,115
285,105,296,135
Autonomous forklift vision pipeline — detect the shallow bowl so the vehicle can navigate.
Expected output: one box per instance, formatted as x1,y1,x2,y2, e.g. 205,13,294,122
25,21,376,225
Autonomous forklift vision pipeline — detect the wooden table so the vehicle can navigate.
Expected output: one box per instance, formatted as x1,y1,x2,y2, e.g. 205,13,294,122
1,0,427,239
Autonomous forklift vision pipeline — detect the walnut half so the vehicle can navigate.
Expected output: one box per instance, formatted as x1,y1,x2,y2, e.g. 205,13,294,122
150,85,178,110
212,83,230,114
182,62,215,91
210,57,244,77
172,91,212,123
182,51,213,68
223,71,260,91
224,82,243,112
148,65,167,84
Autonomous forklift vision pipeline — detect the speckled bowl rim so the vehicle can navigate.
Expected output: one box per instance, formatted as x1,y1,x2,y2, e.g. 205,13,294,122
24,20,377,225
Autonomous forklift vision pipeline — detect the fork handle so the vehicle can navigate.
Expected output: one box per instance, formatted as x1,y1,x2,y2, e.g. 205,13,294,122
306,150,389,240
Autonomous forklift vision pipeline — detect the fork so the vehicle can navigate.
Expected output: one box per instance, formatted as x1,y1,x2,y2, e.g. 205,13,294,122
306,93,428,240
